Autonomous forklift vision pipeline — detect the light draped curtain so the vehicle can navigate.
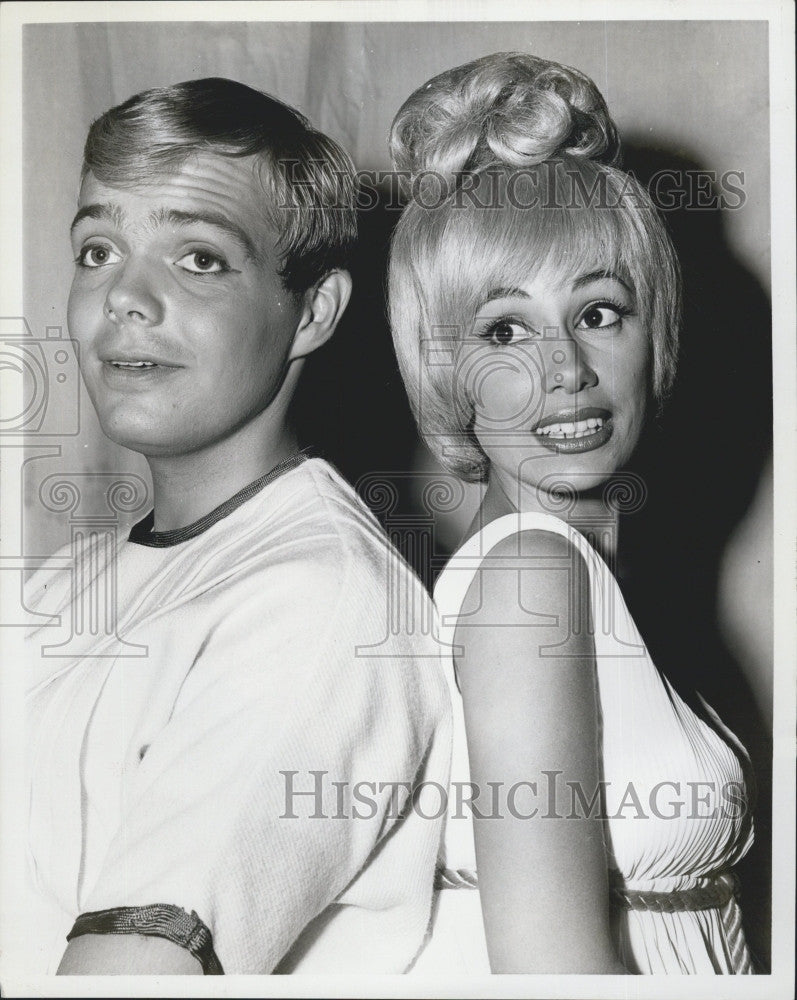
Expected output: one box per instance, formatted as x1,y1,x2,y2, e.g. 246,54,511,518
23,19,771,556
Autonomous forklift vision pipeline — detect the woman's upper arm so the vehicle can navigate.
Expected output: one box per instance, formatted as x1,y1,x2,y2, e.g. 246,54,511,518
455,529,623,974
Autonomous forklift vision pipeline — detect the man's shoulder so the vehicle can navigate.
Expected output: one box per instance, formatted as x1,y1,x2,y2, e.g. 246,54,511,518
245,458,415,580
221,460,439,658
264,458,382,535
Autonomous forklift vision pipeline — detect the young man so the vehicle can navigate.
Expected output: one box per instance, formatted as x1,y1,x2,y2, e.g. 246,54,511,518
23,79,449,976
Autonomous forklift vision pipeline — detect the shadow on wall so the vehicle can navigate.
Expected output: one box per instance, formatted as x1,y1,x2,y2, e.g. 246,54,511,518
294,144,773,970
620,141,772,971
292,179,440,590
294,179,415,489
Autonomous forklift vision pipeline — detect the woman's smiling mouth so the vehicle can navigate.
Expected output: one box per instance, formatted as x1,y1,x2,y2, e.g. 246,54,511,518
535,416,604,439
532,408,614,453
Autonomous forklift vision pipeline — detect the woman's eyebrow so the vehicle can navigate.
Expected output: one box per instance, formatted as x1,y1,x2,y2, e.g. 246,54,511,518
481,286,532,304
571,269,633,293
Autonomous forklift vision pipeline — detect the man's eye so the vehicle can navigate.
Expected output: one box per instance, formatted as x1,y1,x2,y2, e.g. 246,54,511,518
76,244,121,268
575,302,629,330
477,318,536,346
175,251,228,275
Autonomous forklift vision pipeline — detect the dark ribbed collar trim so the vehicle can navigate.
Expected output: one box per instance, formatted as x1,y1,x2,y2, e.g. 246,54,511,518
128,451,310,548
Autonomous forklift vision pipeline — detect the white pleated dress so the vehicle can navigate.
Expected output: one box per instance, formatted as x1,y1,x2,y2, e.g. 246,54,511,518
414,511,755,975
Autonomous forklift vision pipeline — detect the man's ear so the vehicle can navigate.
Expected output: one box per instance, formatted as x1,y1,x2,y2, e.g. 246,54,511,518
289,270,353,361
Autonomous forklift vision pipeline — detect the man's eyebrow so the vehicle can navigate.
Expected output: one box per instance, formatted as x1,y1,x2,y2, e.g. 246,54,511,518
153,208,262,261
481,286,532,305
571,269,633,293
70,203,124,233
70,204,262,262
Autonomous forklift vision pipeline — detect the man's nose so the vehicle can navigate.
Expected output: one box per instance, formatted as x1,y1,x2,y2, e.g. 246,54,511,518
104,261,164,327
542,331,598,394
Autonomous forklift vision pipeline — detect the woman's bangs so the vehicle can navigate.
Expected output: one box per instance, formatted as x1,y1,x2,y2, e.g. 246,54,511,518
446,191,635,322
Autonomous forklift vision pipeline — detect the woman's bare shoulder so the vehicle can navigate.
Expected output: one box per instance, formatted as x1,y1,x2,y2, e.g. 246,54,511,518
479,523,582,559
461,525,588,616
454,524,593,666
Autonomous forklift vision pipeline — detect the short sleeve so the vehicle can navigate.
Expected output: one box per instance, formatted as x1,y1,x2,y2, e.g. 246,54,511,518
76,550,447,973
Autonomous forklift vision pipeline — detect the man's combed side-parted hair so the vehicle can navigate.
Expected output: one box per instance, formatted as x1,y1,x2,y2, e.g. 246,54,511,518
82,77,357,293
388,53,681,482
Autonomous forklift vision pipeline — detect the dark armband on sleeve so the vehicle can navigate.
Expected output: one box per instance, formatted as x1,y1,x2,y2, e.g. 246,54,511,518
67,904,223,974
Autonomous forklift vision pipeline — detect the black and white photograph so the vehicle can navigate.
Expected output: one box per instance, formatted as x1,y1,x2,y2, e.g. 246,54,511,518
0,2,794,996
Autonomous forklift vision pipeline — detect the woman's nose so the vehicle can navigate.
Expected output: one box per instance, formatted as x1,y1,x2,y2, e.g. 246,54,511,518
104,262,164,327
543,335,598,394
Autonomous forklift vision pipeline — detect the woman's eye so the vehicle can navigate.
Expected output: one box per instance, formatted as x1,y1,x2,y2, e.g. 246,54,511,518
478,319,534,346
576,303,628,330
76,244,121,268
175,251,228,275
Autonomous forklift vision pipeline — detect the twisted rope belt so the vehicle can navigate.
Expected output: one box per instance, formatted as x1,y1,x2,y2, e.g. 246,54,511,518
434,866,479,890
434,866,740,912
610,871,740,912
433,867,750,972
609,870,751,972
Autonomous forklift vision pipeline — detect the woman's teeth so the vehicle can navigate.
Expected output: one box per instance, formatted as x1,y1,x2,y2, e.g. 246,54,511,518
535,417,604,439
110,361,156,368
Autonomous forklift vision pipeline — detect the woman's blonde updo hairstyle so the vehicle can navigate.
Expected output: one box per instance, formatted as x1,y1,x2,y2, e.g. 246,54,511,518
390,52,620,184
388,53,680,481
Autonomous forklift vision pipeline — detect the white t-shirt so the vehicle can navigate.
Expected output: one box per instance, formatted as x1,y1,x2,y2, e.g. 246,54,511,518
22,458,451,975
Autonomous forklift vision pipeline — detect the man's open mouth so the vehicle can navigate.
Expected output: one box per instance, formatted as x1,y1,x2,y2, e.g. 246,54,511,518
108,360,158,368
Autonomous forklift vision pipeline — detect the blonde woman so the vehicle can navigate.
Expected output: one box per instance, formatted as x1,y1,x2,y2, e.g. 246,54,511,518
389,53,755,975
